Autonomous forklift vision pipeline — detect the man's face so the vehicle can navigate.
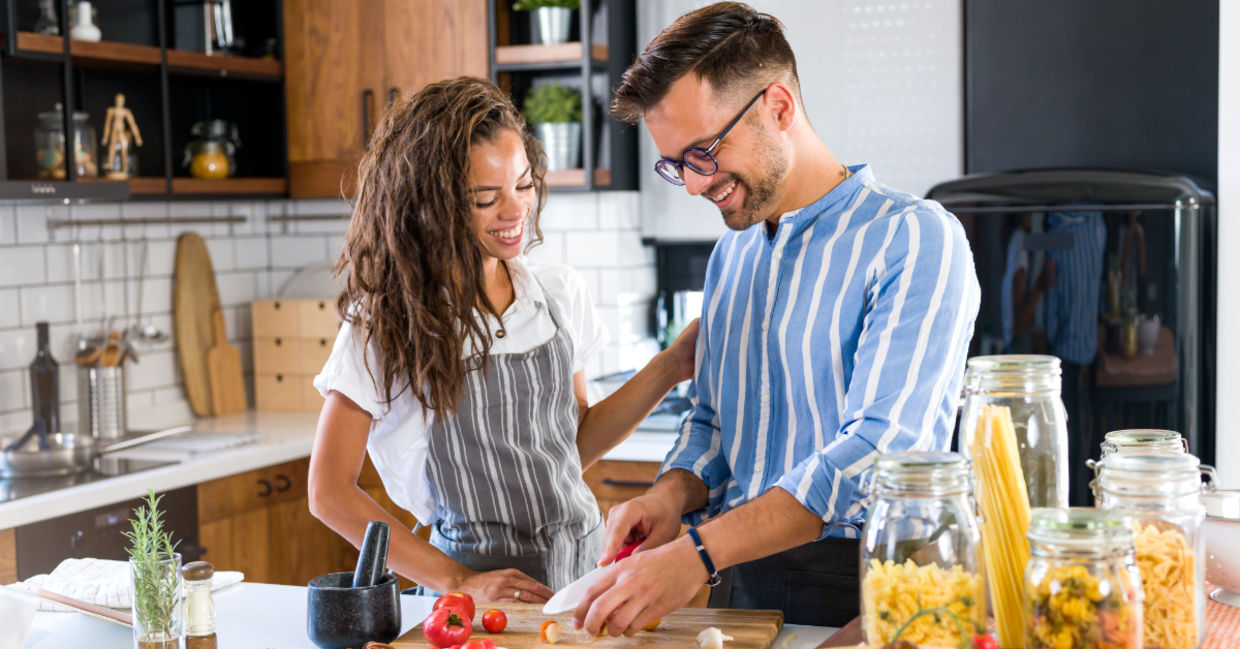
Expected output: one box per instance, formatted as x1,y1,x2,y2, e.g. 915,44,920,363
645,76,788,231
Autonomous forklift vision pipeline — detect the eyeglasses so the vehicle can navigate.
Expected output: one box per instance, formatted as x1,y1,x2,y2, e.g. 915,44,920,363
654,89,766,186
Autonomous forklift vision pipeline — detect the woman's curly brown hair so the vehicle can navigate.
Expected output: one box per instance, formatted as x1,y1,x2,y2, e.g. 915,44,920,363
335,76,547,416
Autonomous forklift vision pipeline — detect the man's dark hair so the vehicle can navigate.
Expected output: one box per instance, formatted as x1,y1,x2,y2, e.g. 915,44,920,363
610,2,798,124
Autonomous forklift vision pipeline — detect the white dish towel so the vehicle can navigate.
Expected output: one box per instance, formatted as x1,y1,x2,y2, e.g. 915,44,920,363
16,558,244,612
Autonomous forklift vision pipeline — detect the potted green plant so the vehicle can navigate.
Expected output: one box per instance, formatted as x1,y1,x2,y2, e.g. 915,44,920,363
513,0,579,45
124,490,183,649
523,82,582,171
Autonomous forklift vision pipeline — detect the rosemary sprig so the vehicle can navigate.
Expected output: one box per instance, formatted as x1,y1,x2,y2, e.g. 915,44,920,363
889,595,987,649
123,490,181,640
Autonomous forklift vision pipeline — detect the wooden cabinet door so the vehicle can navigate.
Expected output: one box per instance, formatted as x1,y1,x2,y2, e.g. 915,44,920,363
0,528,15,585
283,0,385,198
381,0,488,106
583,460,661,518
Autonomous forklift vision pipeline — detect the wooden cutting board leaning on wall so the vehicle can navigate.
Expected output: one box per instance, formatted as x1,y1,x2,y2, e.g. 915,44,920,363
389,603,784,649
174,232,224,417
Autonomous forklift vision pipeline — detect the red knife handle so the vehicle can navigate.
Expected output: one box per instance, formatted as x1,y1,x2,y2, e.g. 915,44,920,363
615,539,643,561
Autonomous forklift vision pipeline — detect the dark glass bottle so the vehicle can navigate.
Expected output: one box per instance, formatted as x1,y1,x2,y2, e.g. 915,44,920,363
30,322,60,434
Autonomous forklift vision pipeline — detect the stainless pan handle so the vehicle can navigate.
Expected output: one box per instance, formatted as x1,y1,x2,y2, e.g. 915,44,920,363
98,425,194,455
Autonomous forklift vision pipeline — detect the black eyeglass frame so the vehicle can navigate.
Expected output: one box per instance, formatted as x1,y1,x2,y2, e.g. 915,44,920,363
653,89,767,186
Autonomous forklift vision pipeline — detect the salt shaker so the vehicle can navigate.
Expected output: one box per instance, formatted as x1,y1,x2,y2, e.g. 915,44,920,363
182,561,217,649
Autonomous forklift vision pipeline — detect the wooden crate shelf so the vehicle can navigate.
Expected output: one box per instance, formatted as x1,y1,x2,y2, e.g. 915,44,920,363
495,42,607,65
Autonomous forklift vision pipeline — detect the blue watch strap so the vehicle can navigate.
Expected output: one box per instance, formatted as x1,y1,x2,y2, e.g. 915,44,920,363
685,526,722,587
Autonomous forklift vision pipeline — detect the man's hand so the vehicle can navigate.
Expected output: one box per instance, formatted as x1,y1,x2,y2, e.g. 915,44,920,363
596,492,683,567
573,535,706,637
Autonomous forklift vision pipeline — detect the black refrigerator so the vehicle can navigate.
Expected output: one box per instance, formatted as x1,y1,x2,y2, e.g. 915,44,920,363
927,169,1216,505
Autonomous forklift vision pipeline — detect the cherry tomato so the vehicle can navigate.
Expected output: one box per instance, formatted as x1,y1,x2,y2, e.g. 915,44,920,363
481,641,498,649
481,609,507,634
422,608,472,648
461,642,490,649
973,634,998,649
434,592,476,621
539,620,562,644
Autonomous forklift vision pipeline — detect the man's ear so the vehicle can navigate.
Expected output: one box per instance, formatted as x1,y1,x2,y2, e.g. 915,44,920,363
764,81,798,132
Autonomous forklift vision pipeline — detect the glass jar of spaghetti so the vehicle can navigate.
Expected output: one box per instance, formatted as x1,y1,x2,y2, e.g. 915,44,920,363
959,355,1069,509
1025,508,1143,649
1097,453,1217,649
860,451,985,648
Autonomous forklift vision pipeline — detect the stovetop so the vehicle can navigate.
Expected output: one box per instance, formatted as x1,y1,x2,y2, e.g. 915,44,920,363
0,457,175,505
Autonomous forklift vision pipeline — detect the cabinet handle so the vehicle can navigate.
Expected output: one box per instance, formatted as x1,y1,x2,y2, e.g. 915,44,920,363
601,478,655,488
257,479,273,498
275,337,282,346
274,474,292,493
388,87,399,106
362,89,375,149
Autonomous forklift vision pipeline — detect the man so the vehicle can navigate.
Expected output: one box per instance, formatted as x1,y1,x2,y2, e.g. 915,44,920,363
573,2,980,634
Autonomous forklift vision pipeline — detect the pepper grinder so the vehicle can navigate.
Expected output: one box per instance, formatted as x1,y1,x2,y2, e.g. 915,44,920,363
182,561,217,649
352,521,391,588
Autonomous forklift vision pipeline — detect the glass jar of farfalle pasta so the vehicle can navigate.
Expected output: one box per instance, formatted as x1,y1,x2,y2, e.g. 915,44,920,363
860,452,985,648
1097,453,1217,649
1024,508,1143,649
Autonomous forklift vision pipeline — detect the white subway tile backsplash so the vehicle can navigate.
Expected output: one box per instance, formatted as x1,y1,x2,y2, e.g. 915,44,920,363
20,283,76,326
0,288,20,329
0,207,15,245
270,235,329,268
0,193,659,434
0,246,46,287
205,238,236,272
0,369,27,413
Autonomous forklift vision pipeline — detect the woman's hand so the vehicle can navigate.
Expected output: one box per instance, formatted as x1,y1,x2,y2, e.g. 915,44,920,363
662,318,699,383
453,568,556,604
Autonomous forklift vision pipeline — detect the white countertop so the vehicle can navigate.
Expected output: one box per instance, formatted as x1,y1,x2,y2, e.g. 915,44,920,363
19,582,836,649
0,409,678,529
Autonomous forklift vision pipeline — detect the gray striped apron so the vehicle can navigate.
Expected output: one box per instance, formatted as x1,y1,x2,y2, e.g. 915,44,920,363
422,290,603,592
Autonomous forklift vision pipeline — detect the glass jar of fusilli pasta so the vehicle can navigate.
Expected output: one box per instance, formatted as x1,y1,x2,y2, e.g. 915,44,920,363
1097,453,1217,649
860,451,985,648
959,355,1069,509
1025,508,1143,649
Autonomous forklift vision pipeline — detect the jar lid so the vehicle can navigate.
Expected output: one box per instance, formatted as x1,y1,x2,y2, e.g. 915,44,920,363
182,560,215,581
964,355,1061,394
1101,429,1185,454
966,354,1061,373
1028,508,1133,548
872,451,970,494
37,103,88,122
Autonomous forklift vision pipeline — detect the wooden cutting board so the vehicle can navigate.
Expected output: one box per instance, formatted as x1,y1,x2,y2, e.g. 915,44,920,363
174,232,222,417
389,604,784,649
207,308,246,414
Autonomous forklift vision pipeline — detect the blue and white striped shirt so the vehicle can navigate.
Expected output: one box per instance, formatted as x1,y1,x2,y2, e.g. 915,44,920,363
661,165,980,538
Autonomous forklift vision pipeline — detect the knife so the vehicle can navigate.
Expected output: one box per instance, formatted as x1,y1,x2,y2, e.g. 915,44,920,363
542,539,643,614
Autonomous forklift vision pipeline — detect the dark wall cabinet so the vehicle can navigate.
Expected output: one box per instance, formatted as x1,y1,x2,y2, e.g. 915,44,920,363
0,0,288,199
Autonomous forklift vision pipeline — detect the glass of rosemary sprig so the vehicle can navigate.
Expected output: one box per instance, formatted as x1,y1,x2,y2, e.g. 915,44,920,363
124,490,183,649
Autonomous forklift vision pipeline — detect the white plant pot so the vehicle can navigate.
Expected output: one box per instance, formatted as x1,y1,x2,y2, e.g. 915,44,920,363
531,7,572,45
535,122,581,171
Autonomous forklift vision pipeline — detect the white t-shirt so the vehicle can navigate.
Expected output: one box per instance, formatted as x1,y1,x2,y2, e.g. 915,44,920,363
312,256,609,523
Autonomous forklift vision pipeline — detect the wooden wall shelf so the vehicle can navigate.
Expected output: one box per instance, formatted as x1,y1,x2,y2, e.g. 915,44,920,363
0,32,282,79
172,177,287,195
166,49,283,80
79,176,166,195
495,42,607,66
546,168,612,188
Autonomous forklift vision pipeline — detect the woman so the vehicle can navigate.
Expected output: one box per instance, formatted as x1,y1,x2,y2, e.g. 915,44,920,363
309,76,696,603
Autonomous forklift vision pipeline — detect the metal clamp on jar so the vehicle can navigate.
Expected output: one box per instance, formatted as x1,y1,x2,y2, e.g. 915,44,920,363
1096,453,1216,649
959,355,1069,509
1024,508,1143,649
860,451,985,648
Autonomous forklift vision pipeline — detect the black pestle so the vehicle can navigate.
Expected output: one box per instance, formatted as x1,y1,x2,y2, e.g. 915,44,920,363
351,521,391,588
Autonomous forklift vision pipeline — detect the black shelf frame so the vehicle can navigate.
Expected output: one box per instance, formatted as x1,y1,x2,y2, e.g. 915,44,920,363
486,0,638,193
0,0,286,201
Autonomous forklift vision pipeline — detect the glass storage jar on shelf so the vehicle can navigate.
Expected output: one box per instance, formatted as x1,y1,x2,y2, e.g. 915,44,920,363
35,103,97,179
1024,508,1143,649
860,451,985,648
1097,453,1216,649
959,355,1069,509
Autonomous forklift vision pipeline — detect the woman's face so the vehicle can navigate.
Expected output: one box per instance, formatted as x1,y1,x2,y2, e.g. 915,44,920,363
468,128,536,261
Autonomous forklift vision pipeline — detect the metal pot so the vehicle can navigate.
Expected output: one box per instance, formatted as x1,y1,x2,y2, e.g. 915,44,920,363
531,7,572,45
535,122,581,171
0,425,192,478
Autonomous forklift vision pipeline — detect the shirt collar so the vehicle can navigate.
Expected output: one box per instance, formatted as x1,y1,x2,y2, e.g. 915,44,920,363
506,256,547,310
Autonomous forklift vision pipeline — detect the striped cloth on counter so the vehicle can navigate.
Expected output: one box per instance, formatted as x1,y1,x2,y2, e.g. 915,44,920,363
1203,594,1240,649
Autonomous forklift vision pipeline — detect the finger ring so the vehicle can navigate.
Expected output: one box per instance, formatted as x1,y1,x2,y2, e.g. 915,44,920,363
514,589,522,600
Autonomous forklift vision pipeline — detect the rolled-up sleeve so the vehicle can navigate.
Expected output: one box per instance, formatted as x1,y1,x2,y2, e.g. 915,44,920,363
774,207,980,536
